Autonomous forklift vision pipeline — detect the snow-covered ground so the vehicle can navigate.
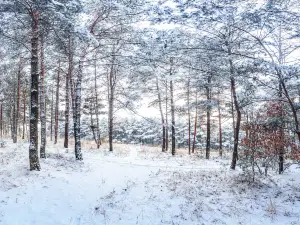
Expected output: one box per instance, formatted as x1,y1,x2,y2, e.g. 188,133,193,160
0,140,300,225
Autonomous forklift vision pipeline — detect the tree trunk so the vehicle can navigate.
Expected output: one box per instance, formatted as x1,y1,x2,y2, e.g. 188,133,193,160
29,11,41,171
156,76,165,152
12,81,17,143
218,91,222,157
54,58,60,144
206,75,211,159
170,79,175,156
0,103,2,139
50,85,54,141
192,92,198,153
230,75,241,170
278,82,284,174
40,35,46,158
187,78,191,154
93,56,101,148
165,78,169,151
13,57,22,143
74,58,83,160
108,69,114,152
22,89,26,139
64,38,72,149
108,47,116,152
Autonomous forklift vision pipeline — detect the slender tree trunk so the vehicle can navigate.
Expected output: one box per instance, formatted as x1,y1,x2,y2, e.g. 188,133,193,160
0,103,2,139
187,78,191,154
9,95,13,140
14,57,22,143
74,58,83,160
29,11,41,171
40,35,46,158
54,58,60,144
170,74,176,156
156,76,165,152
230,75,241,170
108,70,114,152
94,56,101,148
165,78,169,151
12,81,17,143
278,82,284,174
108,48,116,152
230,87,235,149
192,92,198,153
22,89,26,139
90,102,97,146
206,75,211,159
64,38,72,149
50,85,54,141
218,91,222,157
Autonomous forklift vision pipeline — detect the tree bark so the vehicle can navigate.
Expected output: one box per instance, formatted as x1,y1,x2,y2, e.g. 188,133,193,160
187,78,191,154
108,47,116,152
29,11,41,171
12,80,17,143
64,38,72,149
22,89,26,139
93,56,101,148
54,58,60,144
50,85,54,141
165,78,169,151
218,91,222,157
108,67,114,152
278,82,284,174
40,34,46,158
170,79,175,156
206,75,211,159
74,58,83,160
230,74,241,170
192,92,198,153
0,103,2,139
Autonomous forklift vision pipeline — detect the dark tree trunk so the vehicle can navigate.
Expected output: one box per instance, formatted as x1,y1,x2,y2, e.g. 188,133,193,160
74,58,83,160
0,103,2,139
50,85,54,141
278,82,284,174
230,75,241,170
64,39,72,149
40,35,46,158
170,79,175,156
13,57,22,143
187,78,191,154
29,11,40,171
108,49,116,152
108,69,114,152
12,81,17,143
93,56,101,148
206,76,211,159
165,78,169,151
192,93,198,154
22,89,26,139
54,58,60,144
218,91,222,157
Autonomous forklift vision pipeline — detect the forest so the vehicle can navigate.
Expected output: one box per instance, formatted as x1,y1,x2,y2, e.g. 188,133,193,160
0,0,300,224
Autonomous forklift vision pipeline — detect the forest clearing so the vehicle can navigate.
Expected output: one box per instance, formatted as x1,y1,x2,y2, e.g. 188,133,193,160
0,140,300,225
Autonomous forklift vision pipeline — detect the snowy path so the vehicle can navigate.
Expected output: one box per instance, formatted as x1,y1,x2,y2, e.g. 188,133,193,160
0,141,300,225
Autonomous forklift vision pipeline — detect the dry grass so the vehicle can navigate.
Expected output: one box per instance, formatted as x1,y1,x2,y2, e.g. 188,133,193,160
5,134,229,158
